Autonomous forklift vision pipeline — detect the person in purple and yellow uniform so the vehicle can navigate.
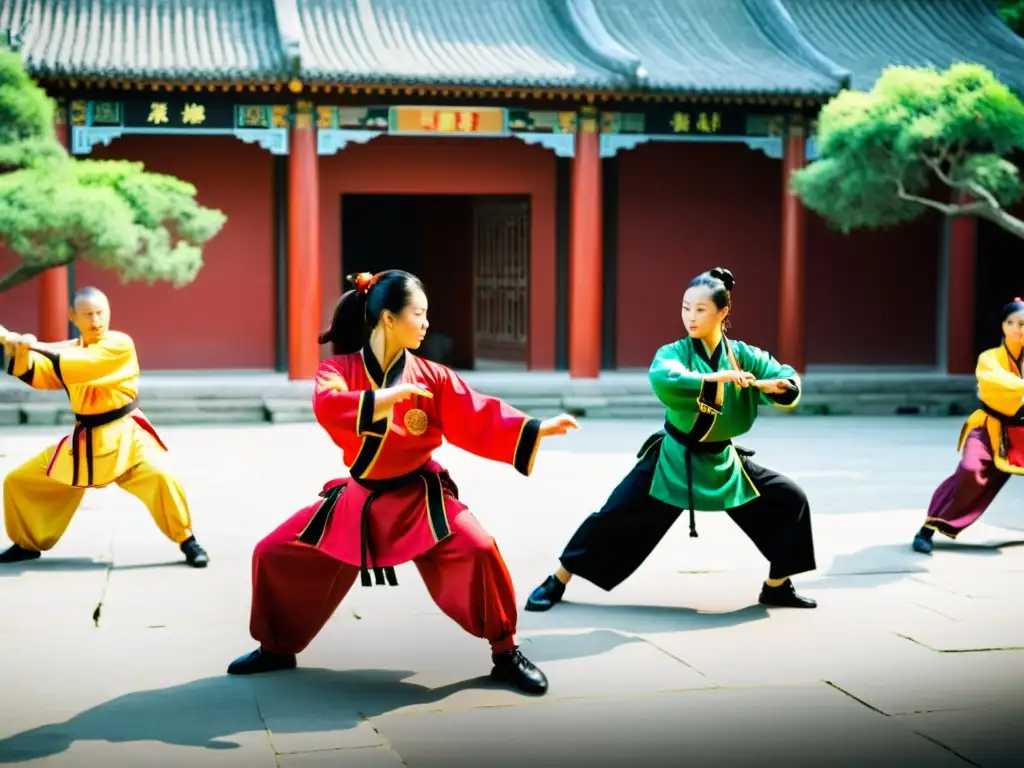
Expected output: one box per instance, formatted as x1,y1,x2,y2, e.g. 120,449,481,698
914,298,1024,554
0,287,208,567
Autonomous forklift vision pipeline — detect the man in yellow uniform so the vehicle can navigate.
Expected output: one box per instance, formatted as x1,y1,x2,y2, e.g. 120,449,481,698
0,287,208,567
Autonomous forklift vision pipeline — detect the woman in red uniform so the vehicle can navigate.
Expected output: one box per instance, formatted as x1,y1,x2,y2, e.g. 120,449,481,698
227,270,579,694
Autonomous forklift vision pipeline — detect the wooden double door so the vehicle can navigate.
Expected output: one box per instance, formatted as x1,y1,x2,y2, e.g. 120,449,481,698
471,196,530,367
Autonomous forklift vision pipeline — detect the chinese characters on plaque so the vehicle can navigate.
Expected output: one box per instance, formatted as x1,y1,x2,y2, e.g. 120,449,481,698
671,110,722,134
391,106,506,135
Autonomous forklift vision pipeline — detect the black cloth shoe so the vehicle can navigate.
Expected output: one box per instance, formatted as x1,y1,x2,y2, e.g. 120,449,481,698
524,574,565,612
759,579,817,609
227,647,297,675
912,526,934,554
180,536,209,568
490,648,548,694
0,544,41,563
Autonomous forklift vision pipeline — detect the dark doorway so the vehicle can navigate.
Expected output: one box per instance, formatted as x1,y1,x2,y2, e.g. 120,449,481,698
975,216,1024,355
341,194,530,370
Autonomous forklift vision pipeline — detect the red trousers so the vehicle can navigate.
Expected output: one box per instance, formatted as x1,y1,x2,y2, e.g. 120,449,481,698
248,500,519,657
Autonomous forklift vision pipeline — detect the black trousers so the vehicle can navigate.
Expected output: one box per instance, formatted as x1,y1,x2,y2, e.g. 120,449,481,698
558,438,817,591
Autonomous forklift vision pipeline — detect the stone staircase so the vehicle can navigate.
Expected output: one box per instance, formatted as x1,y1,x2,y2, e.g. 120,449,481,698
0,369,979,426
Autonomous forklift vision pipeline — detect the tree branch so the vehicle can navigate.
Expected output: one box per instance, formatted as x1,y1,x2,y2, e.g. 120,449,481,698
895,180,991,217
922,151,1004,210
0,261,71,294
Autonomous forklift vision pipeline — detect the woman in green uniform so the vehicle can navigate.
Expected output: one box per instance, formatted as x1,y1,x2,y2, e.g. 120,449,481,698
526,267,818,612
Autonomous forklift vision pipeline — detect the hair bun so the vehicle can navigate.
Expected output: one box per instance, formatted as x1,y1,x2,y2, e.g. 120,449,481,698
347,272,379,295
709,267,735,292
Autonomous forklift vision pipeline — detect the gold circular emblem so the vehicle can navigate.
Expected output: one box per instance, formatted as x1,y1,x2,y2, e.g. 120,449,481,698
404,408,429,436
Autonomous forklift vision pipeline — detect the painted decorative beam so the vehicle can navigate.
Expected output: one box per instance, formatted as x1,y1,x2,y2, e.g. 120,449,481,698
68,99,291,155
314,105,577,157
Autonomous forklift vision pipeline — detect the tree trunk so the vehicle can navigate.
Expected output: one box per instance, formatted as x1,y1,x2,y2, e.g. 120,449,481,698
0,262,58,294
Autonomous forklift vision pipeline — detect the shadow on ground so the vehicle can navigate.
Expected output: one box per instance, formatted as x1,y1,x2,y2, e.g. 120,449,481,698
801,539,1024,590
519,602,768,635
0,668,493,762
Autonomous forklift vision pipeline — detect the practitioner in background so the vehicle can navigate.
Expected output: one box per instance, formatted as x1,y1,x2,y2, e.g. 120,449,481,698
228,270,578,694
913,298,1024,554
0,288,208,567
526,267,817,612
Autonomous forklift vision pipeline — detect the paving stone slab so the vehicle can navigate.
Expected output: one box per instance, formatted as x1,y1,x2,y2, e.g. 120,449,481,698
0,732,276,767
369,684,966,767
894,702,1023,768
279,746,407,767
828,650,1024,716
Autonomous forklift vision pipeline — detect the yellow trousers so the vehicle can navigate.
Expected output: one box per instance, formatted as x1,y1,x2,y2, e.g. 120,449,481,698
2,434,194,552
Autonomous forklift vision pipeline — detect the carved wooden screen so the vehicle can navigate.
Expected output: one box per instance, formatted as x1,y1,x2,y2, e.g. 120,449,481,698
472,197,530,365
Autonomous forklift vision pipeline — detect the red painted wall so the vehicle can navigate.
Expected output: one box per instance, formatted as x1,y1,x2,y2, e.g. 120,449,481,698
77,135,276,370
318,136,557,370
0,246,42,338
616,141,942,369
804,212,940,366
616,142,782,368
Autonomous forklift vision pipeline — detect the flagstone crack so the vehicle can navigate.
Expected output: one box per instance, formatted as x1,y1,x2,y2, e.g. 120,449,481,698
891,632,1024,653
911,730,983,767
823,681,888,716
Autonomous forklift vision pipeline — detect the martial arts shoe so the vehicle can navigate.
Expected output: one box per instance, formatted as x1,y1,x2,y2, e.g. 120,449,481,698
524,574,565,612
0,544,41,563
226,647,298,675
490,648,548,694
912,526,934,555
758,579,817,609
180,536,209,568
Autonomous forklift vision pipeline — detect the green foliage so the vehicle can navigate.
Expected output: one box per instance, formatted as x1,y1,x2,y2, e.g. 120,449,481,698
792,63,1024,235
0,161,226,287
998,0,1024,35
0,49,65,169
0,48,227,293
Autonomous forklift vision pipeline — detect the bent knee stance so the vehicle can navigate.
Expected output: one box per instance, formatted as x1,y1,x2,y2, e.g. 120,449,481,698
3,451,86,551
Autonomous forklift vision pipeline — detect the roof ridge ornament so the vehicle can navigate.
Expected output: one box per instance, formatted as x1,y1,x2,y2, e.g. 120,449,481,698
557,0,647,85
745,0,850,91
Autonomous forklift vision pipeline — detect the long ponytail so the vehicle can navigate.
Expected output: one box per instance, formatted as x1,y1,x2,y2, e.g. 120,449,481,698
318,289,369,355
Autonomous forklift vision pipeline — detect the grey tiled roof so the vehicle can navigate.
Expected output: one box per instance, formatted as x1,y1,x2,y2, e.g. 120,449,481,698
7,0,1018,99
292,0,632,89
589,0,848,96
2,0,290,82
781,0,1024,93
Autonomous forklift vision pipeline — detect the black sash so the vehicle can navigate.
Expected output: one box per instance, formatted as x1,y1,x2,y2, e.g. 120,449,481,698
662,420,754,539
70,399,140,486
981,403,1024,426
296,465,456,588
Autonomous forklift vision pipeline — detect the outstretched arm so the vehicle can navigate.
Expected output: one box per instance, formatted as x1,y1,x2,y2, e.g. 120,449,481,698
436,369,576,476
14,332,139,388
3,333,65,390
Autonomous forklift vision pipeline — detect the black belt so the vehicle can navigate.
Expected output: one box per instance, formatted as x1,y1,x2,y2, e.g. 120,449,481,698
296,465,455,588
70,399,139,486
981,403,1024,425
662,420,754,539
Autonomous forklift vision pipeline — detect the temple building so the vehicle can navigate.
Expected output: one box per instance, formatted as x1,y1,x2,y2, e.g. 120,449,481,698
2,0,1022,378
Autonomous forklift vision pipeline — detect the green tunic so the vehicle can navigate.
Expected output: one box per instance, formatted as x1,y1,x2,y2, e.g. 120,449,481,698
648,336,800,511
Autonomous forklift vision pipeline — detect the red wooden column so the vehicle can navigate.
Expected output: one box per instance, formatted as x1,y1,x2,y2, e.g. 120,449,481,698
778,118,807,372
39,100,70,341
568,106,603,379
946,195,977,374
287,100,321,380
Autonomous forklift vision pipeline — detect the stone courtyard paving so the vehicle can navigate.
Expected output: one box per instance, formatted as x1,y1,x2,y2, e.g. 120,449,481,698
0,416,1022,767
